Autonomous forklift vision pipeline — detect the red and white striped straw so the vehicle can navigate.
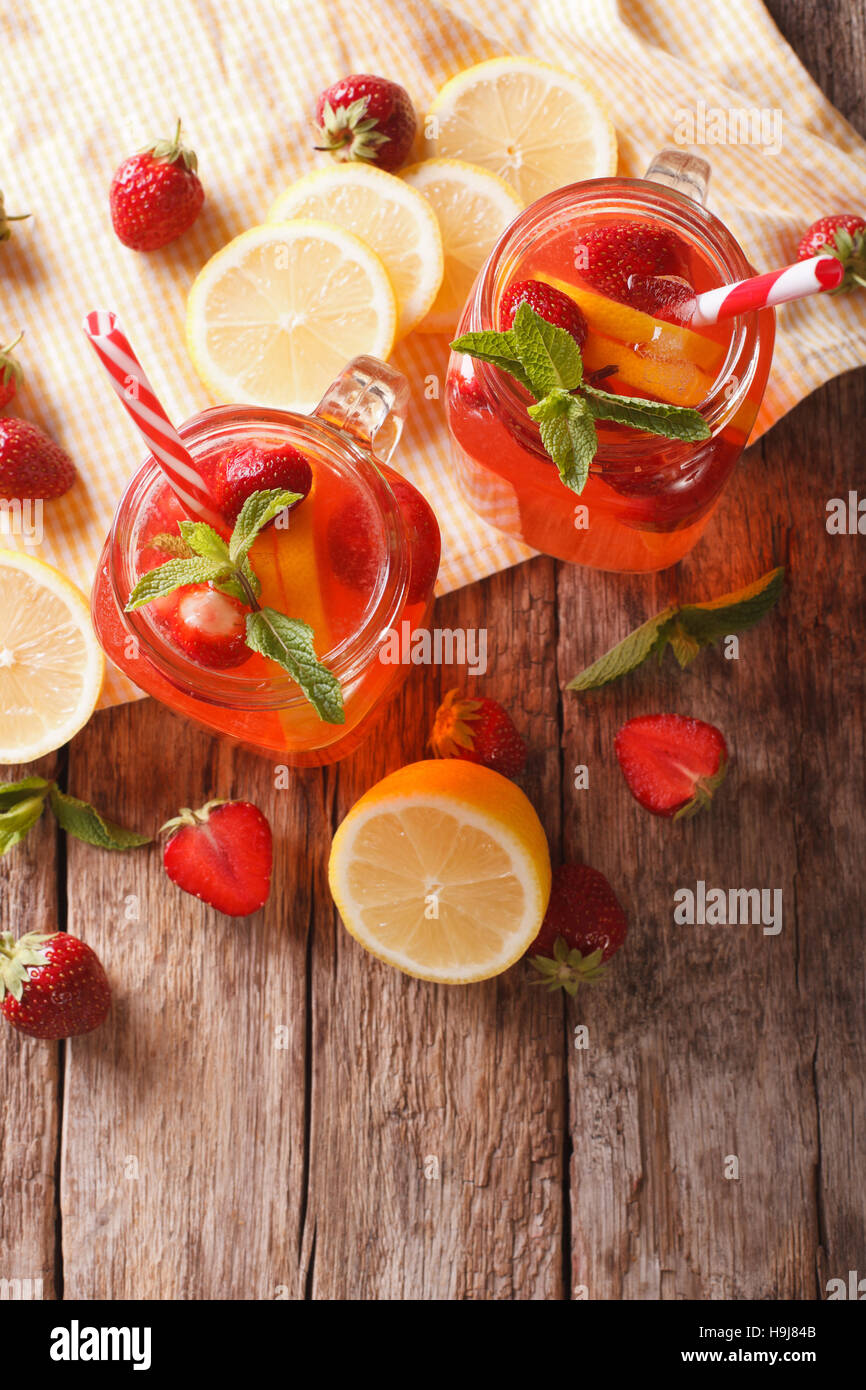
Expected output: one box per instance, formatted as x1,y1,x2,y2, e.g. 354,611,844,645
83,310,223,526
689,254,843,327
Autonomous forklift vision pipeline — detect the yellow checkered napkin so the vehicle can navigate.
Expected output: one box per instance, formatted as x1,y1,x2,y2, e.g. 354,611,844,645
2,0,865,706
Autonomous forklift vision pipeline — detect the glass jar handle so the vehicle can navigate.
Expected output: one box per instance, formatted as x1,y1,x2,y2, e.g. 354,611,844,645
313,355,409,464
644,148,710,205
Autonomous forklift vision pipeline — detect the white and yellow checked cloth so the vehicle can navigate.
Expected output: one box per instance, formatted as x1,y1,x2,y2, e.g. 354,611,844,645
2,0,865,706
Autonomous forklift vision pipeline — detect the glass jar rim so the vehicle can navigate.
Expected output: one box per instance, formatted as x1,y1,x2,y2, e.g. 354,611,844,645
108,403,410,710
470,176,770,469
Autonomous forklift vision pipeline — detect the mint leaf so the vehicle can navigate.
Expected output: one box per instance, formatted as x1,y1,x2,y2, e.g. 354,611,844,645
527,387,572,425
450,330,535,394
245,608,344,724
512,301,583,394
0,791,50,856
214,558,261,604
568,608,678,691
179,520,231,565
0,776,52,812
125,557,232,611
230,489,301,567
534,397,597,494
583,383,710,442
48,787,152,850
568,566,785,692
677,567,785,646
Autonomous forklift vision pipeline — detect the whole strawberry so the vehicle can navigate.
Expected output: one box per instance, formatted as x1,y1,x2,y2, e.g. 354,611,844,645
162,799,273,917
0,331,24,411
430,689,527,779
0,417,77,500
213,442,312,523
314,74,417,172
0,190,29,244
499,279,588,347
615,713,728,818
578,221,690,303
528,864,627,994
797,214,866,293
110,119,204,251
0,930,111,1039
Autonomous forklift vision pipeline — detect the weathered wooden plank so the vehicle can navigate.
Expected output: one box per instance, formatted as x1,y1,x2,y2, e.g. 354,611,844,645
0,754,60,1300
60,702,322,1299
303,559,567,1299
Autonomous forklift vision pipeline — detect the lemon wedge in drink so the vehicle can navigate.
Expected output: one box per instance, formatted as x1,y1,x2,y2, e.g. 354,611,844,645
186,220,396,412
402,159,524,334
269,165,443,340
426,57,617,204
0,551,104,763
328,760,551,983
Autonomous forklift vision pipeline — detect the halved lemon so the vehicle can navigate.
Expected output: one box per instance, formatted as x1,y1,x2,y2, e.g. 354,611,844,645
402,159,524,334
0,551,104,763
268,165,443,340
426,57,617,204
536,273,725,374
186,220,397,412
328,759,551,983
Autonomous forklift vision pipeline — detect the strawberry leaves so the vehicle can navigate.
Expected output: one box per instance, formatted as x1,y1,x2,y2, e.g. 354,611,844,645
569,567,785,691
126,489,343,723
452,303,710,493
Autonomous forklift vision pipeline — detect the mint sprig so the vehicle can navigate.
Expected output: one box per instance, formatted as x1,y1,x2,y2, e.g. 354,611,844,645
126,490,344,724
452,303,711,493
0,777,151,857
568,567,784,692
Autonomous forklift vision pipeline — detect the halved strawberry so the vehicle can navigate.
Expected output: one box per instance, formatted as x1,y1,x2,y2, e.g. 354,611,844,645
430,689,527,779
614,713,728,818
164,584,249,669
578,221,690,303
162,799,273,916
213,442,312,523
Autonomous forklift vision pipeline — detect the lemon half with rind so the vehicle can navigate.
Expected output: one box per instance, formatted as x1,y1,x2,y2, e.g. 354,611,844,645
426,56,617,204
186,220,397,412
268,165,443,340
402,159,524,334
328,759,551,983
0,551,104,764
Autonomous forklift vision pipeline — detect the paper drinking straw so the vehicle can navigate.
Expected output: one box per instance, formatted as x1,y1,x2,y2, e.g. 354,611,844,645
689,254,844,327
83,310,223,526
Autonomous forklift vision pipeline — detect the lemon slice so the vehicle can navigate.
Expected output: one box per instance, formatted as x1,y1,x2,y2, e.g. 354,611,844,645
268,166,443,340
402,159,523,334
328,759,551,983
426,57,617,204
186,220,397,412
0,551,104,763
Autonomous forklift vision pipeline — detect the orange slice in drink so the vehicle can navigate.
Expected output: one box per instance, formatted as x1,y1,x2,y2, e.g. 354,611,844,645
535,273,725,376
582,333,715,408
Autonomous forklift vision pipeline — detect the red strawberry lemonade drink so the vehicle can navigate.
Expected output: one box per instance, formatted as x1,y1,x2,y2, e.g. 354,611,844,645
91,359,440,764
447,152,775,572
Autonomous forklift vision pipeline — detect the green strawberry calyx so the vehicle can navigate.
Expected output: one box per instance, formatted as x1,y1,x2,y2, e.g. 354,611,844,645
0,930,55,1004
314,98,391,163
528,937,608,995
0,330,24,389
0,191,30,243
160,800,226,836
820,224,866,294
145,118,199,173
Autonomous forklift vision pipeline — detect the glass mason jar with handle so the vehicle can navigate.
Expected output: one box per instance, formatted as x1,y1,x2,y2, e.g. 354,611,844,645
91,357,439,765
446,150,776,572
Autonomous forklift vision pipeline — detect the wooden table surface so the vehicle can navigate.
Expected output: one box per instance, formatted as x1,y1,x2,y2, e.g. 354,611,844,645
3,1,865,1302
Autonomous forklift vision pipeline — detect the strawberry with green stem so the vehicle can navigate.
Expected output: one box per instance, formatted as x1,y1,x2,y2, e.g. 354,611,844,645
528,864,627,995
797,214,866,293
429,689,526,779
162,799,273,917
110,119,204,251
1,930,111,1039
